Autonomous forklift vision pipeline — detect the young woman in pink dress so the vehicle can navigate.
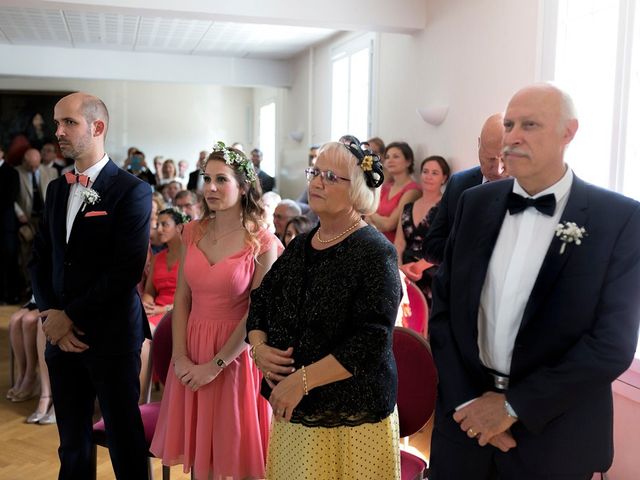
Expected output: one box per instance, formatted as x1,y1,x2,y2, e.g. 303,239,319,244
367,141,421,242
151,143,281,480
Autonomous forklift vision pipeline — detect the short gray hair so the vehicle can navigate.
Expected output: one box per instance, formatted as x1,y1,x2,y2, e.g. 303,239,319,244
278,199,302,216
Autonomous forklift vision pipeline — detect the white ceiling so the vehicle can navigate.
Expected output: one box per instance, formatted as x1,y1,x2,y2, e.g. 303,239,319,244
0,6,338,59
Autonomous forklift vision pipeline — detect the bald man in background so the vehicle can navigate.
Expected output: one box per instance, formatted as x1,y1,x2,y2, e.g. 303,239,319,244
423,113,505,264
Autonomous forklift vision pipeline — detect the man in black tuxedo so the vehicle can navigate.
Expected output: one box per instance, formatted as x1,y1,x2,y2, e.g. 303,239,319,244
187,149,207,192
251,148,275,193
30,92,151,480
429,84,640,479
0,144,21,304
423,113,505,264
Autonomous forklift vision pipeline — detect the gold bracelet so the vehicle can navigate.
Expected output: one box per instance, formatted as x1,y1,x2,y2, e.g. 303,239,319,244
301,365,309,396
250,341,265,362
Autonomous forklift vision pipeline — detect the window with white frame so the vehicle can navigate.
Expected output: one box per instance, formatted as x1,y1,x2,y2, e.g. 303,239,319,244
543,0,640,359
330,34,374,142
259,102,276,177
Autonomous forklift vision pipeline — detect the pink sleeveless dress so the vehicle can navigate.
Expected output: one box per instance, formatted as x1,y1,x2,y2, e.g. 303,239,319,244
150,221,280,479
377,181,421,242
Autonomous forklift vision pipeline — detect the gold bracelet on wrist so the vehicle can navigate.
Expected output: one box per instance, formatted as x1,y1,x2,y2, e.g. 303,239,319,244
301,365,309,396
250,341,265,362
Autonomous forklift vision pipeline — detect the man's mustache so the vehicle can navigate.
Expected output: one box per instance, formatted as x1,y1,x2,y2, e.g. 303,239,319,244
502,146,530,158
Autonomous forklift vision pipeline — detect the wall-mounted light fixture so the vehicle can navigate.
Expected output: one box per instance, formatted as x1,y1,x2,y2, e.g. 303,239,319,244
416,106,449,126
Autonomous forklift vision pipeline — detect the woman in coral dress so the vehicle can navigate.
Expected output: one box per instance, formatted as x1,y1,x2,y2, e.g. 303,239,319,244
142,207,189,327
151,143,281,480
367,141,421,242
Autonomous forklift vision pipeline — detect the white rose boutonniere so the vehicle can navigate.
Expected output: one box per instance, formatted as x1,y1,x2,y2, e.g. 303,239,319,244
80,188,101,212
555,221,587,254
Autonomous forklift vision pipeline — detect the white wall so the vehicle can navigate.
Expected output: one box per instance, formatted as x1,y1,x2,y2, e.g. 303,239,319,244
280,0,543,189
0,77,253,169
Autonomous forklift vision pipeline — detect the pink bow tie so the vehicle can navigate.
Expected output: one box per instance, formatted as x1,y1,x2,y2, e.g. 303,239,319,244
64,171,91,187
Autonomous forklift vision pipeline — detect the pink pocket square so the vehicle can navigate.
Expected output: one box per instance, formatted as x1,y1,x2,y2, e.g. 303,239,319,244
84,210,108,217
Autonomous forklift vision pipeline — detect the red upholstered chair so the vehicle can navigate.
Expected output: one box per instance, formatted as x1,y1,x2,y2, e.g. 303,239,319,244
393,326,438,480
91,311,175,480
404,280,430,338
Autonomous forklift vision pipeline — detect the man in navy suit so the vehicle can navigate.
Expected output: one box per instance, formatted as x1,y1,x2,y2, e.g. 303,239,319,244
423,113,505,264
30,92,151,480
429,84,640,479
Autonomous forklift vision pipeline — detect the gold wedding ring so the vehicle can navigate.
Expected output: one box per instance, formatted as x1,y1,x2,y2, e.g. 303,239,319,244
468,428,477,437
266,371,272,380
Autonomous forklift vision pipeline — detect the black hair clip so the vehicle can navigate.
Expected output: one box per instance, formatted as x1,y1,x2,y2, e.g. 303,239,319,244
340,135,385,188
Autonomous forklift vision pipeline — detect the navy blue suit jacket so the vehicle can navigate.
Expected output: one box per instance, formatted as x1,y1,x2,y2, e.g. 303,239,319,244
430,175,640,474
423,165,483,264
30,159,152,355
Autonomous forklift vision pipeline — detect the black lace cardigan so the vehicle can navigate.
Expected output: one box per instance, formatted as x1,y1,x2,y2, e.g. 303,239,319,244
246,225,402,428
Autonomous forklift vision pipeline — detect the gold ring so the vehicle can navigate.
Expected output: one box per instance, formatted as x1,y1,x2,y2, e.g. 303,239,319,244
266,371,272,380
468,428,476,437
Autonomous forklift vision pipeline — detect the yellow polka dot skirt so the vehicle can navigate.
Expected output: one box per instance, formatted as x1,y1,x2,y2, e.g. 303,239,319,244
265,410,400,480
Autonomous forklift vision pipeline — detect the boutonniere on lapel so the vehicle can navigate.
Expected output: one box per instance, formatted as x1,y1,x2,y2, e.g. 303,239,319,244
555,221,587,254
80,187,101,212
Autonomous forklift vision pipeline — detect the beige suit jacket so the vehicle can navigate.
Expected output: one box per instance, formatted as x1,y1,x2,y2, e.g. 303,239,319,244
14,164,58,219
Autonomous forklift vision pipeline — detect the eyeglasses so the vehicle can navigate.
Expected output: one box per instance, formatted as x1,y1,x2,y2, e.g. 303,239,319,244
304,167,350,184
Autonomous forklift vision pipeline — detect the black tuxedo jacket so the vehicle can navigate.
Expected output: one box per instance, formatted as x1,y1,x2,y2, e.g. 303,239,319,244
258,169,275,193
430,175,640,474
30,159,152,355
187,169,200,191
423,165,483,264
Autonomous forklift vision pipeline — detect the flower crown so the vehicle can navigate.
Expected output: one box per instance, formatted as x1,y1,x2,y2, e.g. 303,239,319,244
340,135,384,188
203,141,257,183
160,206,191,225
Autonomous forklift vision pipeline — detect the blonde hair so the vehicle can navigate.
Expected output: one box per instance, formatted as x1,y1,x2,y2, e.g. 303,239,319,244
318,142,380,215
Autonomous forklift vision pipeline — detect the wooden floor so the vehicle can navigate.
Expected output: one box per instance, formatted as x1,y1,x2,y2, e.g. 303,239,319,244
0,304,431,479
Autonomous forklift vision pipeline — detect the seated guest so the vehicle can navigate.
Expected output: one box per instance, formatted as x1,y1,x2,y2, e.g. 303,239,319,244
160,159,178,185
153,155,164,185
126,149,156,186
174,189,202,221
177,160,189,188
150,193,167,254
7,297,40,402
366,141,421,242
163,180,183,206
262,191,281,234
40,142,66,176
27,317,56,424
273,199,302,241
395,155,450,295
364,136,385,157
283,215,313,247
142,207,189,328
247,137,401,478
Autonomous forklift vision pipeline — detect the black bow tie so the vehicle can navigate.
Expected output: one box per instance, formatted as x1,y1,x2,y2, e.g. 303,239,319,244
506,192,556,216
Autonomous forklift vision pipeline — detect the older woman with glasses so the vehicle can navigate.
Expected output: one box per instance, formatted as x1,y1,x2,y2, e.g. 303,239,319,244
247,137,402,479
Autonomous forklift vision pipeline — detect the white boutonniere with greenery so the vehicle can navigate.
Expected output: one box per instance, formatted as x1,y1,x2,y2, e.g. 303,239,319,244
80,188,101,212
555,221,586,254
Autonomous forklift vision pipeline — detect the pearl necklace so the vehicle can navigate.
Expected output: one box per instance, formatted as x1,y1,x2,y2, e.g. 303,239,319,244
316,219,361,244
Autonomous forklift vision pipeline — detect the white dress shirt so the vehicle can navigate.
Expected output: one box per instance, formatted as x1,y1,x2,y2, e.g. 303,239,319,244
66,154,109,242
478,167,574,374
